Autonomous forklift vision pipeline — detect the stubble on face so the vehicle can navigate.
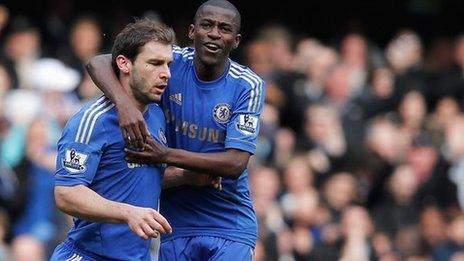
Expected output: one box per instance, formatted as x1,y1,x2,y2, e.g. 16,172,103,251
130,68,160,105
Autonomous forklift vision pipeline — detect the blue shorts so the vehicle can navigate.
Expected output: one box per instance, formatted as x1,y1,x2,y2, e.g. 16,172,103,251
159,236,253,261
50,240,99,261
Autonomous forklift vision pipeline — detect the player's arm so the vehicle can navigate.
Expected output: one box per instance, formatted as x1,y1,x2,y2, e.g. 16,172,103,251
55,117,170,239
126,138,250,179
55,185,171,239
85,54,149,148
163,166,222,189
126,78,265,180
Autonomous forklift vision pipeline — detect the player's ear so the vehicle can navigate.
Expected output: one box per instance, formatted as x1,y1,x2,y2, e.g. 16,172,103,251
188,24,194,40
233,33,241,49
116,55,131,74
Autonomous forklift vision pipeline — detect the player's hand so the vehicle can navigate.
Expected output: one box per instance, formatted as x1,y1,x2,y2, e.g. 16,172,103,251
185,171,222,190
125,205,172,240
116,98,150,150
125,136,168,164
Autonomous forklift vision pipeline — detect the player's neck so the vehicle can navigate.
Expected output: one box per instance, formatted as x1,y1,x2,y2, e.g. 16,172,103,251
194,57,229,82
121,78,148,113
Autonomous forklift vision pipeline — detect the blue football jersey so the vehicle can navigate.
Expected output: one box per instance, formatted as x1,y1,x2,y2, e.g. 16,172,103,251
54,96,167,260
160,46,265,247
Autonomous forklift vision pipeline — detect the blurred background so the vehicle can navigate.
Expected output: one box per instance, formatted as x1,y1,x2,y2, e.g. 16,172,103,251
1,0,464,260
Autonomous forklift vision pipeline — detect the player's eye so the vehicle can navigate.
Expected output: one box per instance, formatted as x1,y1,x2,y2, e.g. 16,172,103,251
220,25,233,33
150,60,162,66
201,22,212,29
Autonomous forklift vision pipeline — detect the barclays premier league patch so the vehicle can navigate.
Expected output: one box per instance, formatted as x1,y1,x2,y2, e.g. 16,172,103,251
236,114,258,135
62,148,89,174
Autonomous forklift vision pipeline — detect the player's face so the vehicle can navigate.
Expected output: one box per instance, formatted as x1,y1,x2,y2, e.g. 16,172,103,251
129,41,172,104
189,5,241,67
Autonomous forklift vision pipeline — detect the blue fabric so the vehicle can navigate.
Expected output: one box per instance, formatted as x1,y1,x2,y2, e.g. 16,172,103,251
54,97,165,260
51,240,98,261
159,236,253,261
159,46,265,248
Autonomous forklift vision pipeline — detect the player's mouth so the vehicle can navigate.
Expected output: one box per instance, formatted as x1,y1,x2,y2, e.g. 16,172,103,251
151,84,167,95
203,42,221,54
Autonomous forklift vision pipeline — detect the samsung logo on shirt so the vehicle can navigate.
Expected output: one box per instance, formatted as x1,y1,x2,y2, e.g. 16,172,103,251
127,163,146,169
164,109,226,143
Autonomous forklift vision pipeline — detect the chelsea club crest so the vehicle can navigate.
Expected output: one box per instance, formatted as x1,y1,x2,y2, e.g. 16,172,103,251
213,103,231,124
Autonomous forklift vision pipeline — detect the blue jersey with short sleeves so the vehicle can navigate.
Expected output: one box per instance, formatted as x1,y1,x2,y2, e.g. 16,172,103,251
160,46,266,247
54,96,167,260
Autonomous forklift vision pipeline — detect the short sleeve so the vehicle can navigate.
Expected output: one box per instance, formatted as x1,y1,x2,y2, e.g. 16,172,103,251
54,113,107,187
225,78,266,154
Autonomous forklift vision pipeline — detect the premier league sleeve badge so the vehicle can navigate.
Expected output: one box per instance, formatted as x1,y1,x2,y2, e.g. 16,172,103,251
62,148,89,174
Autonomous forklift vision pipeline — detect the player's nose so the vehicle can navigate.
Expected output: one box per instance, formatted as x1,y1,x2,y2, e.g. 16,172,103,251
159,64,171,80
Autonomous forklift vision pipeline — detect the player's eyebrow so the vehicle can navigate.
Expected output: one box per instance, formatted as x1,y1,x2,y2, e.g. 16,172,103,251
147,57,168,62
201,17,236,27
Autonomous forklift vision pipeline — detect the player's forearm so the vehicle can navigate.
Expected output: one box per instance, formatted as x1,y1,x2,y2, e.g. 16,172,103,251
54,185,131,223
85,54,129,105
164,149,250,179
162,166,188,189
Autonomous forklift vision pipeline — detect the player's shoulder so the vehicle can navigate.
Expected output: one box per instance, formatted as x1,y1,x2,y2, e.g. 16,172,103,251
172,45,195,63
147,103,164,117
63,96,116,144
227,60,265,90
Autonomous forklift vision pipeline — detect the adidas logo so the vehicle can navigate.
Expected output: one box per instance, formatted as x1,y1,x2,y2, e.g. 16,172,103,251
169,93,182,105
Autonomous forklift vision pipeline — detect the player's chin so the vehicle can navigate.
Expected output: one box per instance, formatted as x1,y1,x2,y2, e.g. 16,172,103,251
200,51,226,65
148,94,162,103
200,56,223,67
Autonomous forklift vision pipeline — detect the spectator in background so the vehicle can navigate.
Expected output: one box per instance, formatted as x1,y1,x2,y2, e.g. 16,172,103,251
250,166,286,261
280,156,320,238
282,41,338,134
0,5,9,35
299,103,347,175
253,103,280,165
355,66,396,119
419,205,448,256
339,206,376,260
310,205,376,260
244,39,285,112
446,116,464,211
257,24,294,73
373,165,421,241
243,39,273,79
397,89,428,141
416,101,461,210
1,89,42,168
433,214,464,260
10,58,80,261
323,64,366,161
435,34,464,108
58,15,103,100
323,64,352,110
406,133,438,186
321,172,358,223
271,127,297,170
386,29,430,108
2,16,41,89
339,33,369,96
426,96,460,147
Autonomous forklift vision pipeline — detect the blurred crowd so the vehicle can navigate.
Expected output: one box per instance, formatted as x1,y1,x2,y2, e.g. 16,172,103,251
0,3,464,261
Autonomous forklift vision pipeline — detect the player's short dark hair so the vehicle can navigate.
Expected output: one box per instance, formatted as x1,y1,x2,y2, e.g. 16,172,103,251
194,0,241,32
111,18,175,75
